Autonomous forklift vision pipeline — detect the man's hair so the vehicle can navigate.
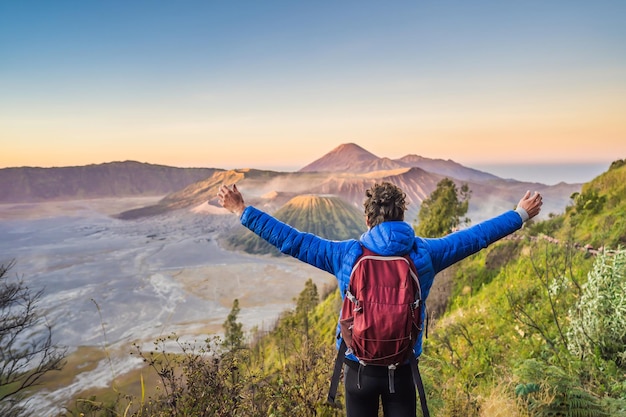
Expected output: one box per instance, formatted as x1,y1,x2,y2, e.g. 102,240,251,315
364,182,407,227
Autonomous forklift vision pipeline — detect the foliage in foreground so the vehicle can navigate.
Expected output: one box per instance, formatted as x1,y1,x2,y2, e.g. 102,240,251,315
65,245,626,417
427,240,626,417
0,260,66,417
63,279,343,417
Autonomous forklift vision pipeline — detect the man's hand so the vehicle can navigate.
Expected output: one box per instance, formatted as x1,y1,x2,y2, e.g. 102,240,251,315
217,184,246,217
517,190,543,220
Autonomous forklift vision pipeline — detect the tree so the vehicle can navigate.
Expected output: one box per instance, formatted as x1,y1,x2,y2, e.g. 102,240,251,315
609,159,625,171
294,278,319,338
222,298,244,352
295,279,319,318
569,188,606,216
0,260,66,415
414,178,471,238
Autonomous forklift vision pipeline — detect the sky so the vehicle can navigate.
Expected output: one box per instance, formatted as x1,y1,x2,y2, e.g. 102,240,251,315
1,1,625,184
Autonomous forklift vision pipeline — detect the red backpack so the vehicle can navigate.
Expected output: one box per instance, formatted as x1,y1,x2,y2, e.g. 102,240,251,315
327,246,430,417
339,246,422,366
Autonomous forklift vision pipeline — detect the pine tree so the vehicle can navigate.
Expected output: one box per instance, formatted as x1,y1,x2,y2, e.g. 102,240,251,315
414,178,471,238
294,278,319,338
223,298,244,352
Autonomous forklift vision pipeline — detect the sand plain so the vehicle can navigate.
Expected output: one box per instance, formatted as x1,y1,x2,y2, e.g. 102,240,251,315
0,197,335,414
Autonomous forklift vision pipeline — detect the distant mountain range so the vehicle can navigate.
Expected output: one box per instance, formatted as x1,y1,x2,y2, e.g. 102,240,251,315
113,143,580,223
0,161,219,203
0,143,582,227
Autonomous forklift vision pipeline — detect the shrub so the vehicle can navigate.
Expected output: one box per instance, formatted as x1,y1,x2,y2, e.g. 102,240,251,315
566,249,626,366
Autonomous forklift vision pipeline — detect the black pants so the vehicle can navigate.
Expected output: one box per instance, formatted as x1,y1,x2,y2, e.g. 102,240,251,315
344,360,416,417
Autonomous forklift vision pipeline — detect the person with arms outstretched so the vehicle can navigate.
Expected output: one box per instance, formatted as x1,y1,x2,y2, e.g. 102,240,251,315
217,182,542,417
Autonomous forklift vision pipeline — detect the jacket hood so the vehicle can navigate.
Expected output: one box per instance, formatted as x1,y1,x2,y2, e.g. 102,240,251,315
359,221,415,256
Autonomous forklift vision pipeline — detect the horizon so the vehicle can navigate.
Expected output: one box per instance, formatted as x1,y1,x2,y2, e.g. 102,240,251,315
0,148,611,186
1,1,625,174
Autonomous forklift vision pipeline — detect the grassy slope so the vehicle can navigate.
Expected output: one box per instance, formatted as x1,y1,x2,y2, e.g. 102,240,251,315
417,163,626,415
557,162,626,248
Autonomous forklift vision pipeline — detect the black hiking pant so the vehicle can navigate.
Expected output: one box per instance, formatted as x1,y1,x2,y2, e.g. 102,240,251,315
344,360,416,417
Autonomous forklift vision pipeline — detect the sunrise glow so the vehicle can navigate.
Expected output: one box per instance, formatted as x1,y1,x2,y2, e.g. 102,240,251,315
1,1,625,178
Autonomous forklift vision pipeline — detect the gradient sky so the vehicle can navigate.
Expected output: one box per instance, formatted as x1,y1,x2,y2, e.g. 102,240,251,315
1,1,625,183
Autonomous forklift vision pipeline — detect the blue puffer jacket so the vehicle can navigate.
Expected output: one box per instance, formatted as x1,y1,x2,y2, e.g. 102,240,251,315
240,206,524,360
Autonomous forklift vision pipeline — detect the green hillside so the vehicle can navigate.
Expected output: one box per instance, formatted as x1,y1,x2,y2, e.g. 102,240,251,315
558,160,626,248
417,161,626,416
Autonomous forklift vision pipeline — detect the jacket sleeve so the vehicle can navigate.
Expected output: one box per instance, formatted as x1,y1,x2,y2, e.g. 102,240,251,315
423,210,524,273
240,206,348,275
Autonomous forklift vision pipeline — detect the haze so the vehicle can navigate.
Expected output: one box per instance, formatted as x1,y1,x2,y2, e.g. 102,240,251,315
1,1,625,183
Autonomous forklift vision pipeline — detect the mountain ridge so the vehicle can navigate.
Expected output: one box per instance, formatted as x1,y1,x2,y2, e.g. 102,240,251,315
0,161,221,203
0,144,583,226
115,167,579,227
299,143,501,182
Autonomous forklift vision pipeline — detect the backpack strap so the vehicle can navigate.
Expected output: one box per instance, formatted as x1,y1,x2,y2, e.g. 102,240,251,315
327,338,347,406
388,364,397,393
409,354,430,417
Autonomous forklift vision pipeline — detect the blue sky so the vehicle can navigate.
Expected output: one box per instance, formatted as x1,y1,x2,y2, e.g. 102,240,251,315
1,1,625,183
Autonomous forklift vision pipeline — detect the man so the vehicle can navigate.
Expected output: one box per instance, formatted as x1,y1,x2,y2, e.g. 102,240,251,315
217,182,542,417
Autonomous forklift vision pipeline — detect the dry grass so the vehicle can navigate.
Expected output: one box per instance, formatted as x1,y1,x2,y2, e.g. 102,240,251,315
479,384,526,417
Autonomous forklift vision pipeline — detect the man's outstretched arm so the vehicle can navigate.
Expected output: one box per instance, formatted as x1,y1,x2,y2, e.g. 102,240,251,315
216,182,354,275
218,184,246,217
425,190,543,273
515,190,543,222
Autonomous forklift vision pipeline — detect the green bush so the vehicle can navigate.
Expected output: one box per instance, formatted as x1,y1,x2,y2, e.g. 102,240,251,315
514,359,608,417
566,249,626,366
